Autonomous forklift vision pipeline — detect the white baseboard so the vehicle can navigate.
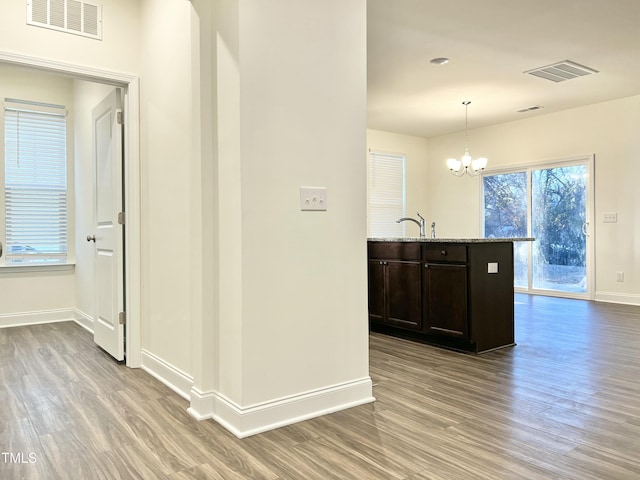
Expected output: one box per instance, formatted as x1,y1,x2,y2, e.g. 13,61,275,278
187,387,216,421
0,308,75,328
73,309,94,333
141,349,193,401
595,291,640,306
191,377,375,439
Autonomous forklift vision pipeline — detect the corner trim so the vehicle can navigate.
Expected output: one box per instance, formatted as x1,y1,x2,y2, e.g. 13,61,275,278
200,377,375,438
187,387,216,421
73,309,94,333
140,349,193,401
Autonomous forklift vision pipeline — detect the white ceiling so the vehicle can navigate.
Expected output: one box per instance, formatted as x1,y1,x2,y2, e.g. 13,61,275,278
367,0,640,138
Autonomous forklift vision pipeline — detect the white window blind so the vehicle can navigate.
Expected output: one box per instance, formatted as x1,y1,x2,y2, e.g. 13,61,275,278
367,151,406,237
4,100,68,264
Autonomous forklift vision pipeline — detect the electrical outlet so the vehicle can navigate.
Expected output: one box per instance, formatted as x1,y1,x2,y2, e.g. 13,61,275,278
603,213,617,223
616,271,624,282
299,187,327,211
487,262,499,274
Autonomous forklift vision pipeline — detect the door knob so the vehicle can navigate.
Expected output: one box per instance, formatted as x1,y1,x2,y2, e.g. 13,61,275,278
87,235,96,242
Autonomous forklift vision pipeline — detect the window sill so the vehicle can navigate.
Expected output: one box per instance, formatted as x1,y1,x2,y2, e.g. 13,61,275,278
0,263,75,274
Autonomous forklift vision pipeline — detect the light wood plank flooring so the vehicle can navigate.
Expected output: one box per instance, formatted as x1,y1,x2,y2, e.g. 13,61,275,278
1,294,640,479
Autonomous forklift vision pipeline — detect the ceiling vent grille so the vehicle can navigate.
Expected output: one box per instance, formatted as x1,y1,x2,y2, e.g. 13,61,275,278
524,60,598,83
27,0,102,40
517,105,544,113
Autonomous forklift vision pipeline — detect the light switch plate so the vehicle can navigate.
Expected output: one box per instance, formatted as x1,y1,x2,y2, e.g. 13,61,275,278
603,213,617,223
300,187,327,211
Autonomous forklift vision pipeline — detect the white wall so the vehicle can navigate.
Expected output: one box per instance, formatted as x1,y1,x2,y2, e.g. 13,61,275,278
0,64,76,324
237,0,370,404
138,0,195,378
0,0,140,75
427,96,640,305
367,129,430,234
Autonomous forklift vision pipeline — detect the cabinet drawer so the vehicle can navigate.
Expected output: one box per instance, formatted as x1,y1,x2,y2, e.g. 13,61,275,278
423,244,467,263
368,242,421,261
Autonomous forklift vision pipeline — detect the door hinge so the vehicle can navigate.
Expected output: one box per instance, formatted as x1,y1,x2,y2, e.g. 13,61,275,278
117,110,124,125
119,311,126,325
118,212,126,225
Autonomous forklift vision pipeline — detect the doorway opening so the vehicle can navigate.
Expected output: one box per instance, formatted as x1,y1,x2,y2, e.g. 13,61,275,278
0,51,141,367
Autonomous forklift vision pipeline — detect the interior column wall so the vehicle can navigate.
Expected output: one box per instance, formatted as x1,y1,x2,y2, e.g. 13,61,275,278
138,0,196,378
198,0,373,436
239,0,371,414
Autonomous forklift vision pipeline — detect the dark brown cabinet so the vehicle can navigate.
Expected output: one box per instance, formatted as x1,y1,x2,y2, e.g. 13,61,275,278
422,243,469,339
423,262,468,338
368,240,516,353
367,242,422,331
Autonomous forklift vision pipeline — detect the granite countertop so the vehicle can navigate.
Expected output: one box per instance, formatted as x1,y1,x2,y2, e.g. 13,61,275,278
368,237,535,243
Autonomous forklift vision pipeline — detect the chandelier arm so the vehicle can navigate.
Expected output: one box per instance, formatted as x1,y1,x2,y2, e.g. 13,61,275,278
449,167,467,177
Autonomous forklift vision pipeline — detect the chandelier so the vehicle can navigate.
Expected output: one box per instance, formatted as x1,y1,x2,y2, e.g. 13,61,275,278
446,101,488,177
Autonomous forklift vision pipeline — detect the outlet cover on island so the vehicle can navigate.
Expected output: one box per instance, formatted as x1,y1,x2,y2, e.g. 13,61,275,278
300,187,327,211
488,262,499,274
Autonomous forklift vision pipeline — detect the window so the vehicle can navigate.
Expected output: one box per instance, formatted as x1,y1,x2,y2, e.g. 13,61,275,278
367,151,405,237
3,99,68,265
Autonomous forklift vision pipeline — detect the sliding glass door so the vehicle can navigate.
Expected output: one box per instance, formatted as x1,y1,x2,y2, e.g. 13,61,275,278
483,157,593,298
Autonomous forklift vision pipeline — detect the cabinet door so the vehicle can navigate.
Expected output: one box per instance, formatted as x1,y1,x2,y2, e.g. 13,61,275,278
423,263,468,338
386,261,422,330
368,260,385,324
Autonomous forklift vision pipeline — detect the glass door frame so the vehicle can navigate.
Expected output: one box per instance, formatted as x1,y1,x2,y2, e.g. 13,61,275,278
481,154,595,300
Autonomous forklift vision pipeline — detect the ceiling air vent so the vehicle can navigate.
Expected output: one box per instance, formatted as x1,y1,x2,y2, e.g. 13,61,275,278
524,60,598,83
27,0,102,40
517,105,544,113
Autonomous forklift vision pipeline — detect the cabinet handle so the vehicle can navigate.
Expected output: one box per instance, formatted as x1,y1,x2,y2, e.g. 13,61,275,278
441,250,447,256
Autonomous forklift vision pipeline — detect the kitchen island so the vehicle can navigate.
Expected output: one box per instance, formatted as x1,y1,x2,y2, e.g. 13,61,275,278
368,238,532,353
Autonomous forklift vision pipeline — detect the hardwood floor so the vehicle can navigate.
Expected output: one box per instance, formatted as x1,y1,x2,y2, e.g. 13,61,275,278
1,294,640,479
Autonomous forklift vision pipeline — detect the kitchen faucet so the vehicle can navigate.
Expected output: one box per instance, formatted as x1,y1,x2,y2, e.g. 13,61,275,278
397,212,426,238
431,221,436,238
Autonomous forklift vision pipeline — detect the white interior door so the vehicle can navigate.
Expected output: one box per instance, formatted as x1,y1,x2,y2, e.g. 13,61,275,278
91,89,125,361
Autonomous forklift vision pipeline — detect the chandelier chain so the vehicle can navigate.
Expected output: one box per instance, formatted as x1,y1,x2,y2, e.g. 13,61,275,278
463,101,470,153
